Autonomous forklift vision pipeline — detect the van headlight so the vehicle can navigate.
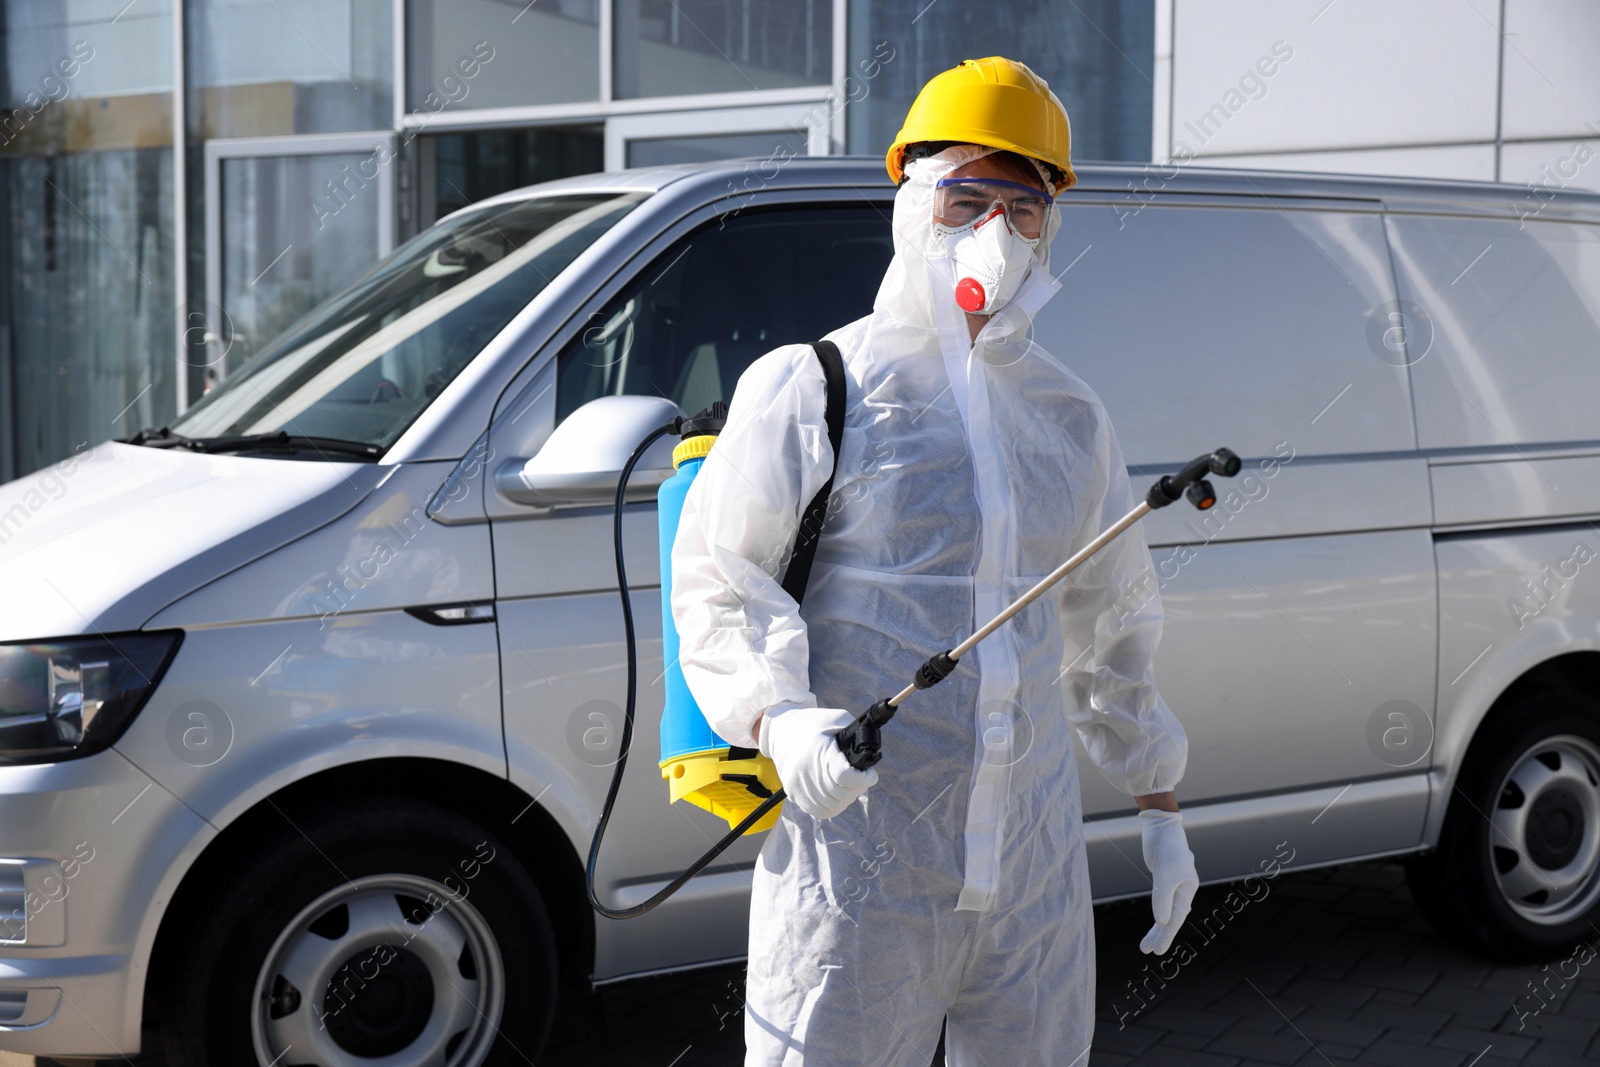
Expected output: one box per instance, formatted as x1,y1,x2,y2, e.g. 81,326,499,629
0,632,183,764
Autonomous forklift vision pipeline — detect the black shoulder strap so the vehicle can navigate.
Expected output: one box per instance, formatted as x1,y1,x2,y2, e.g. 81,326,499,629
780,340,845,607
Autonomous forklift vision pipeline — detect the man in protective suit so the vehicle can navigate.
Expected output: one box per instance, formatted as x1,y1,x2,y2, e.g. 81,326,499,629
671,57,1199,1066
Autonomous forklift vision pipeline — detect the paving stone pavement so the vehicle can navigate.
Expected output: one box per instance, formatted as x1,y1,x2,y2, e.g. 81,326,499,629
6,861,1597,1066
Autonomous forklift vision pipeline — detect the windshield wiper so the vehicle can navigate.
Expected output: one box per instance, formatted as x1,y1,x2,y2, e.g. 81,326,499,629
125,426,194,447
125,427,382,460
193,432,385,460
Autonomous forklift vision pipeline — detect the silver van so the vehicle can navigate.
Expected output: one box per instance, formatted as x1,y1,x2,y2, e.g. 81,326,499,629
3,157,1599,1064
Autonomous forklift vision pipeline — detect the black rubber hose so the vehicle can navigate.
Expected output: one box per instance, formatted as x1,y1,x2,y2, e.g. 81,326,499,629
586,420,788,920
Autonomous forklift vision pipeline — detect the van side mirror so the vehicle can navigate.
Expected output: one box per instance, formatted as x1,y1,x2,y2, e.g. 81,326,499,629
494,395,682,510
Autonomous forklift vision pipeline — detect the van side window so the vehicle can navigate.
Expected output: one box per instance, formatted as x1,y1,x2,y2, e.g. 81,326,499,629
1387,216,1600,448
555,206,895,422
1031,203,1415,465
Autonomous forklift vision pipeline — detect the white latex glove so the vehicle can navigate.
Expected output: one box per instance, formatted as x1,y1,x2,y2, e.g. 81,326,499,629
759,707,879,821
1139,808,1199,955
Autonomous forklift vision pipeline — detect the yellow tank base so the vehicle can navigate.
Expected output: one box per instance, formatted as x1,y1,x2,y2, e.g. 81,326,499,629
660,749,784,834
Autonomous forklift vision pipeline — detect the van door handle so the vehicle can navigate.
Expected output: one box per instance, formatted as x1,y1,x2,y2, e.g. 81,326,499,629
494,460,671,509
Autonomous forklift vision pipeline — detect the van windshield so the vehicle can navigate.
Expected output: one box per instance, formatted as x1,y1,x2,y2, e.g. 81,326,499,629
169,192,646,453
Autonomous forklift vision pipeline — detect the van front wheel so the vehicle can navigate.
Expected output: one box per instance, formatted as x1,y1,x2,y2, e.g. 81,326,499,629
1407,689,1600,962
160,798,557,1066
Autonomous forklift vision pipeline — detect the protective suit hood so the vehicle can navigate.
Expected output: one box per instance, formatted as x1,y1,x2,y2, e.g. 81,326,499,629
873,146,1064,353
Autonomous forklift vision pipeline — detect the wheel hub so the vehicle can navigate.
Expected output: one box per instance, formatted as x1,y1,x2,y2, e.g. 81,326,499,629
1526,788,1585,869
322,945,435,1057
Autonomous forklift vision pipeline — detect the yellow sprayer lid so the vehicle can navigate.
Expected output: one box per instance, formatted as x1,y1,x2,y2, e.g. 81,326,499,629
672,434,716,468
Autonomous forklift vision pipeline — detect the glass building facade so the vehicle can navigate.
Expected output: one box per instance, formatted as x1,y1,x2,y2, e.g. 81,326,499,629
1,0,1153,479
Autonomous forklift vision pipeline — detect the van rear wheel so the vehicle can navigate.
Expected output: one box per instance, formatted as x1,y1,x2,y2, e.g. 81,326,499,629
160,797,557,1066
1407,689,1600,962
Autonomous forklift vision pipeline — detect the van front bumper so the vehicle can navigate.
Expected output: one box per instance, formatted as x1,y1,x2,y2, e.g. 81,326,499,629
0,750,213,1057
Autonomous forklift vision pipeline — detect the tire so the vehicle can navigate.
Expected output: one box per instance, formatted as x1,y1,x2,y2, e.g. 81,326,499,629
159,797,558,1066
1406,688,1600,962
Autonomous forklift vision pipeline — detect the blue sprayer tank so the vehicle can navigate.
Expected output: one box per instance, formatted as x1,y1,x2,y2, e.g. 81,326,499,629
657,431,782,834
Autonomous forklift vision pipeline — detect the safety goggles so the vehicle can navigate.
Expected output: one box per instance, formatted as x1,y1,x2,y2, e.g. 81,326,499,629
933,177,1054,238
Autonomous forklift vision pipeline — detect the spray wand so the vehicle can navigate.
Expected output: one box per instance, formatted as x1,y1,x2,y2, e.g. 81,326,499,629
589,441,1240,919
837,447,1242,768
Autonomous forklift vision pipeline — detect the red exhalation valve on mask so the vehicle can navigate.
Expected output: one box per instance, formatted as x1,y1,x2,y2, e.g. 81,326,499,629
954,277,987,312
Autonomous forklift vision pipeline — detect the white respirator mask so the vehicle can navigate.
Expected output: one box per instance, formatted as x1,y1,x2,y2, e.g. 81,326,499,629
930,177,1053,316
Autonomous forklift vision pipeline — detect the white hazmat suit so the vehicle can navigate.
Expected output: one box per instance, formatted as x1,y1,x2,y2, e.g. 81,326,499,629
670,149,1189,1066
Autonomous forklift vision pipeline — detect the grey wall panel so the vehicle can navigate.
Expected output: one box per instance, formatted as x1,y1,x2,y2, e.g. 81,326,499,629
1501,0,1600,142
1171,0,1497,157
1201,144,1496,183
1500,138,1600,196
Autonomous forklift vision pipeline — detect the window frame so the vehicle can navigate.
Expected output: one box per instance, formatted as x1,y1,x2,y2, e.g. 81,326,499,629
202,132,400,390
478,186,894,521
549,197,894,422
605,101,832,171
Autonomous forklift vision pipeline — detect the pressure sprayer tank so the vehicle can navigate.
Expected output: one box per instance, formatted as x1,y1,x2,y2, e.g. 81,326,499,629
657,428,783,834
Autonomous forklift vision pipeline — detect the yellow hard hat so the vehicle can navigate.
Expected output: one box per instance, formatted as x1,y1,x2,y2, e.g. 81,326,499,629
886,57,1076,194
